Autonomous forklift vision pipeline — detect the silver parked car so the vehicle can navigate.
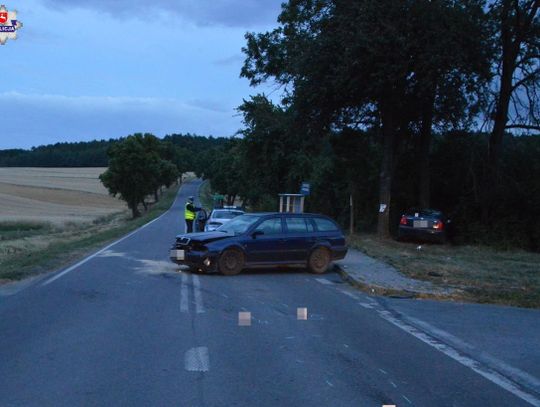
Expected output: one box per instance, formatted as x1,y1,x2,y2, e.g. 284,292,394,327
204,208,245,232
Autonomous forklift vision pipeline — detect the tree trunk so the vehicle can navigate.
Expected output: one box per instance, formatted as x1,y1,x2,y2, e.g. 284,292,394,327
418,93,435,208
489,48,514,176
349,190,354,235
154,189,159,203
142,201,148,211
485,0,519,223
129,202,140,218
377,105,396,239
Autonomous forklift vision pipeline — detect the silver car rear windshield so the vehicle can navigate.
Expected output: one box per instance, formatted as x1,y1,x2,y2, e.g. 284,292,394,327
218,215,261,234
213,210,244,220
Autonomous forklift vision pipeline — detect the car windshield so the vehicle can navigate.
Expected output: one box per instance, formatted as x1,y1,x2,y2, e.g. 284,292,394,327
212,210,243,220
217,215,261,234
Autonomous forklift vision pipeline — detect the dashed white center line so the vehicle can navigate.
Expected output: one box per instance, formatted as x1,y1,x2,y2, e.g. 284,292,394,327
389,380,398,388
184,347,209,372
192,274,205,314
180,271,189,313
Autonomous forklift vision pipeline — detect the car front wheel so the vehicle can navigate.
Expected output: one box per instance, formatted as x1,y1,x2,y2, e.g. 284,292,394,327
218,249,244,276
308,247,331,274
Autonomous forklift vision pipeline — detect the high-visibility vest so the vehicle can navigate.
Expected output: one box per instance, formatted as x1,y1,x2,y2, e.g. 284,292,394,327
185,202,196,220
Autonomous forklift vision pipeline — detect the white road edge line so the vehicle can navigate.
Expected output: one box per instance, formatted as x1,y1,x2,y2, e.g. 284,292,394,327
340,290,360,300
180,271,189,313
405,315,540,395
315,278,334,285
41,186,182,287
376,310,540,406
192,274,205,314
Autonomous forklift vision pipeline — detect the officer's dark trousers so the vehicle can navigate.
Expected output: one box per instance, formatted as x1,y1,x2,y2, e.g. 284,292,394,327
185,220,194,233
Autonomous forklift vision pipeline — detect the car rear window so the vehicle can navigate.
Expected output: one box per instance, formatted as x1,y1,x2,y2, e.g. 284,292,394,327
313,217,338,232
405,208,442,217
285,217,314,233
213,210,243,219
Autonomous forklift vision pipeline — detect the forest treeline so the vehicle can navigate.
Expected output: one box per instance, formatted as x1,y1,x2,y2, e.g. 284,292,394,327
0,134,225,170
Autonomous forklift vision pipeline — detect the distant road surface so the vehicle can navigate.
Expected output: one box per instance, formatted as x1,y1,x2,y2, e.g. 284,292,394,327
1,180,539,407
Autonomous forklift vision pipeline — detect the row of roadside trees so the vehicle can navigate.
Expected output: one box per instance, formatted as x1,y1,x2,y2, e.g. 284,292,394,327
200,0,540,251
238,0,539,238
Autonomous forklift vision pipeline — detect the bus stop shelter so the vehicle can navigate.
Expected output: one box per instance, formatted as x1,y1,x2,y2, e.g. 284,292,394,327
278,193,305,213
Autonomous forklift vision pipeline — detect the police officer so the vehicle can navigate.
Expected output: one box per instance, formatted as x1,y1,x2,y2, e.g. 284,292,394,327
185,196,201,233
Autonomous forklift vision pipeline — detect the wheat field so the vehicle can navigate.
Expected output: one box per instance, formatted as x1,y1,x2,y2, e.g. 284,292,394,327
0,168,126,225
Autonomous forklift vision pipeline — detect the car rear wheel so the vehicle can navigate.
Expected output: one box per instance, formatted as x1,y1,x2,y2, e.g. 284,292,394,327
308,247,331,274
218,249,244,276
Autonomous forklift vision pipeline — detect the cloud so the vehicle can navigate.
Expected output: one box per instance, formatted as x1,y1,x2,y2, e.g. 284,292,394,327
40,0,283,28
0,92,240,149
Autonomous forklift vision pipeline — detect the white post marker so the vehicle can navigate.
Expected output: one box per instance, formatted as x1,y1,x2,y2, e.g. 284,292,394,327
297,307,308,320
238,311,251,326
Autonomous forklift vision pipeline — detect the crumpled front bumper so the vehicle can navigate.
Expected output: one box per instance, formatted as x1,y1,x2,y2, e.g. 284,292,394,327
169,246,219,272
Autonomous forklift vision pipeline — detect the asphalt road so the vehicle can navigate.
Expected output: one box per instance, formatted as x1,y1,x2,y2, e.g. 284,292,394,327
1,181,539,407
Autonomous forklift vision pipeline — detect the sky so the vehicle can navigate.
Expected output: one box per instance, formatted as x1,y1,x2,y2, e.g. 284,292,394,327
0,0,283,149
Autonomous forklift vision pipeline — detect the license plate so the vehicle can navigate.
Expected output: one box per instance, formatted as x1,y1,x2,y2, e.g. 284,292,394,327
413,220,428,228
170,249,185,260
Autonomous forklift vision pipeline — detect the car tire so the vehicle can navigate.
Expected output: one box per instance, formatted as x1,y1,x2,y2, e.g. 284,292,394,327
218,249,244,276
308,247,331,274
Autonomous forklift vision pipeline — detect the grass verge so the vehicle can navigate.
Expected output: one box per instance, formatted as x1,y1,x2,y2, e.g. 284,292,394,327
348,234,540,308
199,179,213,210
0,184,180,282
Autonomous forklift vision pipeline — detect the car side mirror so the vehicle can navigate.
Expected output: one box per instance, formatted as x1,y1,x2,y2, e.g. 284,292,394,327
252,230,264,239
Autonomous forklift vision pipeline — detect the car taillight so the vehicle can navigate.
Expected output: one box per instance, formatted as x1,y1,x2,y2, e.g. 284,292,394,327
400,215,408,225
433,220,444,230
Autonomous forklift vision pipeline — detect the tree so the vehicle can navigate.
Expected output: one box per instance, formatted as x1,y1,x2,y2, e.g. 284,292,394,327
100,135,158,218
406,0,492,207
99,134,178,218
488,0,540,175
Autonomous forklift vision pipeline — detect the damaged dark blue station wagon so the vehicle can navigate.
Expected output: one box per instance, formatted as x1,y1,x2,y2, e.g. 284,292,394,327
170,213,348,275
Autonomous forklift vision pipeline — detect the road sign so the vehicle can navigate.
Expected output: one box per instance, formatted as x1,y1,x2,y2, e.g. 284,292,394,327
300,182,310,196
